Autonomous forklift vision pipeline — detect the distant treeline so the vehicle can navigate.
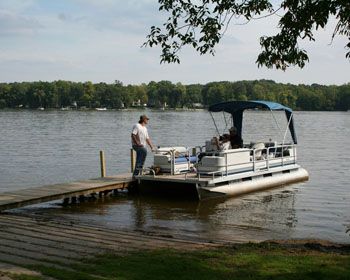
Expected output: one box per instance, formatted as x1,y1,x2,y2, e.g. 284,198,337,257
0,80,349,111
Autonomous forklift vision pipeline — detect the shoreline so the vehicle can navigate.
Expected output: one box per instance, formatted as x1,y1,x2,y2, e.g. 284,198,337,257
0,212,349,279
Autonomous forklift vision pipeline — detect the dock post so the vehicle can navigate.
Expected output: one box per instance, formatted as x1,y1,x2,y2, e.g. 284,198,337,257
130,148,136,172
100,150,106,177
63,197,69,205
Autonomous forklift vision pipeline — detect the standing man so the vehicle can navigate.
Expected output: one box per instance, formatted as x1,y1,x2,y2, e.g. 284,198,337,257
131,115,155,177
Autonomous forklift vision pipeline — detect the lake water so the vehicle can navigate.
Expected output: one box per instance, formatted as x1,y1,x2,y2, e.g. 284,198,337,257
0,109,349,243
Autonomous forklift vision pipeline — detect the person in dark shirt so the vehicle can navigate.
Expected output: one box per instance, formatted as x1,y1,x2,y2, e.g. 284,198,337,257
228,126,243,148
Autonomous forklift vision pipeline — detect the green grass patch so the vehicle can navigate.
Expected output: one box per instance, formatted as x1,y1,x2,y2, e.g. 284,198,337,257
30,243,350,280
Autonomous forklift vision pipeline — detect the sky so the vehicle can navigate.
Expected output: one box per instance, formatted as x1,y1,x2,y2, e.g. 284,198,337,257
0,0,349,86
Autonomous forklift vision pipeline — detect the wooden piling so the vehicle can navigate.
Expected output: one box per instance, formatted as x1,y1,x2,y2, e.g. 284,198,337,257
130,148,136,173
62,198,69,205
100,150,106,178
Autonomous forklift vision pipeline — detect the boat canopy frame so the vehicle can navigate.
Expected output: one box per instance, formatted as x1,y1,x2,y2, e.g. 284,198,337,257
208,100,297,144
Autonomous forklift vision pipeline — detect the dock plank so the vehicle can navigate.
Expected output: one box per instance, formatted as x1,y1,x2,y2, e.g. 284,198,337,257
0,173,134,211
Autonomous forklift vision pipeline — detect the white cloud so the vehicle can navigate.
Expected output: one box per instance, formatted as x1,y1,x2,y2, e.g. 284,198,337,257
0,10,42,35
0,0,36,13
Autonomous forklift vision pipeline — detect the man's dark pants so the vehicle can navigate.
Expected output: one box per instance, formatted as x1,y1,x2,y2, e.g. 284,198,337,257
132,145,147,176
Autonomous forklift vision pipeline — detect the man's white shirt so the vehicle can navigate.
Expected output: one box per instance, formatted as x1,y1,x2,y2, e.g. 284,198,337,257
132,123,149,146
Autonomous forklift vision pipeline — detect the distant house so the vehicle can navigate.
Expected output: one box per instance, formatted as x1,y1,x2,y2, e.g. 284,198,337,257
132,99,141,107
192,103,204,109
132,99,147,107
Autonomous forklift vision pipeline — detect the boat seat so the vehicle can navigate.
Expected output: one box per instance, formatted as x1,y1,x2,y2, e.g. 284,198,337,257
174,156,197,164
252,142,265,160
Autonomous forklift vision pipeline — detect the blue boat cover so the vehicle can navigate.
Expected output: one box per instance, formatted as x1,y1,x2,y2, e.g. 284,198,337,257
208,100,297,144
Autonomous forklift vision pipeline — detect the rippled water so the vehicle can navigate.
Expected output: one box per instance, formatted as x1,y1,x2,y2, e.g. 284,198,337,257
0,109,349,243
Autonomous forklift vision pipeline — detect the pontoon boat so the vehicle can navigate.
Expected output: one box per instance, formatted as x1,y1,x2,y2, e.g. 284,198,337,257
136,100,309,199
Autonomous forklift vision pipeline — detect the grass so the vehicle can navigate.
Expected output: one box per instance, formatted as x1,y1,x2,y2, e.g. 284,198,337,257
16,243,350,280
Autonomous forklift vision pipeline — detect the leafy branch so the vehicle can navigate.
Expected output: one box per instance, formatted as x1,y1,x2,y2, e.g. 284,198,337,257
144,0,350,69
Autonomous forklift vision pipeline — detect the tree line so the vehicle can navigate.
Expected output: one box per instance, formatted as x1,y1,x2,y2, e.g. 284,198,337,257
0,79,349,111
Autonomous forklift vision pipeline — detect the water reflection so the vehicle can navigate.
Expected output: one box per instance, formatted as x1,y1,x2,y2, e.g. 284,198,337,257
17,185,298,242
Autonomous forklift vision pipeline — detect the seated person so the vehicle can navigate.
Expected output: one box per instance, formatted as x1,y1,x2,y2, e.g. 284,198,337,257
214,134,232,151
228,126,243,149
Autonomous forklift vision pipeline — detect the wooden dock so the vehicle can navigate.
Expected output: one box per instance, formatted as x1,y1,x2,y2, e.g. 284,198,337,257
0,173,135,212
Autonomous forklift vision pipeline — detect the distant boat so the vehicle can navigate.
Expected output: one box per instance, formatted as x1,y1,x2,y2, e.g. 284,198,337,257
37,107,45,111
60,107,70,111
95,107,107,111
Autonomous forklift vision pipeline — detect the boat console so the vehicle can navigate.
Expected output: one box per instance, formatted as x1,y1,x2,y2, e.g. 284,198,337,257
153,146,197,174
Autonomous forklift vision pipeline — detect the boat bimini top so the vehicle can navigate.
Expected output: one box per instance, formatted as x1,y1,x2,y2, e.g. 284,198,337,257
208,100,297,144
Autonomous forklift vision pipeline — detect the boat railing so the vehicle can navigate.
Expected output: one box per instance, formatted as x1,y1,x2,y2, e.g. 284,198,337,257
145,143,296,178
196,143,297,180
